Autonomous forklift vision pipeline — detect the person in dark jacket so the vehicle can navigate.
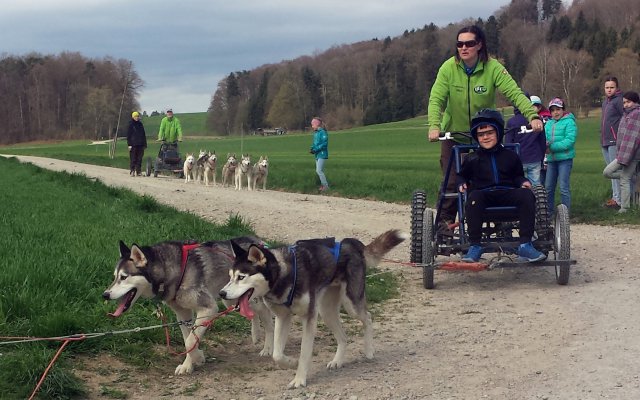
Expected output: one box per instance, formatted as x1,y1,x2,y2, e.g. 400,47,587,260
600,77,624,209
457,109,546,263
505,96,547,186
127,111,147,176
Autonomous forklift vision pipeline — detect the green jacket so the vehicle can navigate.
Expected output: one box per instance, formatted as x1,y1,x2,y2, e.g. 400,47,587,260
428,57,538,142
157,116,183,142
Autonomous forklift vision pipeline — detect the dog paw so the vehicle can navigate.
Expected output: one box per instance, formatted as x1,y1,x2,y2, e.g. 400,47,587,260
259,346,273,357
174,362,194,375
326,359,344,369
287,376,307,389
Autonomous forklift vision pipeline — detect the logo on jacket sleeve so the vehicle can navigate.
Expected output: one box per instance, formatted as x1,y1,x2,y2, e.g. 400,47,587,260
474,86,488,94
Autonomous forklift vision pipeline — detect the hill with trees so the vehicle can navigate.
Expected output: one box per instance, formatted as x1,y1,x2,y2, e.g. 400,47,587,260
0,53,141,144
207,0,640,135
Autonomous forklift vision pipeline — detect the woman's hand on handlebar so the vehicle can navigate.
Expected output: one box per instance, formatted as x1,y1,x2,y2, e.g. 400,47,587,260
428,128,440,142
530,118,544,132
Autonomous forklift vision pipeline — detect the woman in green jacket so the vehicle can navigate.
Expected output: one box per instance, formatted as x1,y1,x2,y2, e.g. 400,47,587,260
427,25,544,231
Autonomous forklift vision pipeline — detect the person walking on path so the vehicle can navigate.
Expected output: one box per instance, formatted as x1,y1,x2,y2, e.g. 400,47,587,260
600,77,624,209
603,91,640,213
310,117,329,192
127,111,147,176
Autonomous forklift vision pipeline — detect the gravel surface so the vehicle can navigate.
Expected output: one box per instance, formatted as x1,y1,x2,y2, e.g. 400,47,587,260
11,155,640,400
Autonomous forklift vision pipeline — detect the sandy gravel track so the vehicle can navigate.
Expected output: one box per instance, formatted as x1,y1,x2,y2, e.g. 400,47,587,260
10,155,640,400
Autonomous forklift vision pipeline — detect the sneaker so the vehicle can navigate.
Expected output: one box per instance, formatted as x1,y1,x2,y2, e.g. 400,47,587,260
319,185,330,192
436,220,456,237
603,199,621,210
517,242,546,262
461,245,483,263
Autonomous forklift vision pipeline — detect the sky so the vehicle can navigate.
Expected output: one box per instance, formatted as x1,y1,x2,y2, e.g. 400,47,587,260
1,0,512,113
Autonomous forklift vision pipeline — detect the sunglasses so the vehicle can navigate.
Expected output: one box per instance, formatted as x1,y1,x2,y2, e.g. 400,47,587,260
456,40,478,48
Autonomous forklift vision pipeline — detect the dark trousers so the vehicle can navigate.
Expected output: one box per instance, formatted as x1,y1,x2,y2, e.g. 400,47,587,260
465,188,536,245
129,146,145,174
437,140,462,223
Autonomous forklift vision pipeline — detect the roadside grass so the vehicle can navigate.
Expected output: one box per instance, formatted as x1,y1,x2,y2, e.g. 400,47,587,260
0,156,399,399
1,114,638,225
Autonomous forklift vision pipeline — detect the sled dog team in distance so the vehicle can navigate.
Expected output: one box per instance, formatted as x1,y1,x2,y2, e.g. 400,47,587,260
183,150,269,191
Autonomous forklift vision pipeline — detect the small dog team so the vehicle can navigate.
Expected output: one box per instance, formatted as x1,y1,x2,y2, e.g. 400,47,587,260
185,150,269,190
103,229,406,387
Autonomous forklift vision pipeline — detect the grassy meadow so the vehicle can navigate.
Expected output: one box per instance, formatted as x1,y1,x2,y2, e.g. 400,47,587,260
3,114,639,224
0,156,398,399
140,112,209,137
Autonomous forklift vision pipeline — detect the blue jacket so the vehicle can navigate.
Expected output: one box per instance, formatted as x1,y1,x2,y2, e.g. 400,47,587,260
545,113,577,162
504,108,546,165
311,127,328,159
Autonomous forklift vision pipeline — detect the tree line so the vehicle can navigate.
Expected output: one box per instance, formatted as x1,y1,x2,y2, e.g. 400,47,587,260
0,52,142,144
207,0,640,135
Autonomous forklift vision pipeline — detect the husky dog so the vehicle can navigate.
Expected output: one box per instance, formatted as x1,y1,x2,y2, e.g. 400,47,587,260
103,237,274,375
194,149,208,184
251,156,269,191
221,153,237,187
235,154,252,191
220,230,407,388
204,151,217,186
183,153,195,183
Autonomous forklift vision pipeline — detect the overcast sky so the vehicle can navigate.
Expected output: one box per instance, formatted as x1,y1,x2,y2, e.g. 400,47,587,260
2,0,512,113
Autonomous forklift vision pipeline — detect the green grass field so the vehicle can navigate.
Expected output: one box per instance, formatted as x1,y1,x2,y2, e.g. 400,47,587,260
141,112,210,137
0,156,398,398
3,114,638,224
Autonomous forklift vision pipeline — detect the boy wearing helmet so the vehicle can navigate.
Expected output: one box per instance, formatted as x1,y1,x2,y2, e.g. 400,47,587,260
457,109,546,263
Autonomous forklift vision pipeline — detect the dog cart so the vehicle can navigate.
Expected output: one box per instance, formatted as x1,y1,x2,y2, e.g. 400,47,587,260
410,131,575,289
147,141,184,178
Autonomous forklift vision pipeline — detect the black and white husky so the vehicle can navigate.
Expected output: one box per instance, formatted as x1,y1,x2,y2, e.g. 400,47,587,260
102,236,274,375
220,230,406,388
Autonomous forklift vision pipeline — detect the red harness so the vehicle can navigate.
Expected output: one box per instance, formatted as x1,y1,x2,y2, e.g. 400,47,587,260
176,243,201,293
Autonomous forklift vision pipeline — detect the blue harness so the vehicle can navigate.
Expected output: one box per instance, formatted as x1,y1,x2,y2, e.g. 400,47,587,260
284,240,342,307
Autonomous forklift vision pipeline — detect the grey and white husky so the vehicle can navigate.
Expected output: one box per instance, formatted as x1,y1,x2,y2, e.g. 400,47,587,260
102,236,274,375
251,155,269,191
220,230,407,388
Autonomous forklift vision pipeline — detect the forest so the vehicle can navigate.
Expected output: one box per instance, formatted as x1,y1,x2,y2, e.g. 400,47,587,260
206,0,640,134
0,0,638,143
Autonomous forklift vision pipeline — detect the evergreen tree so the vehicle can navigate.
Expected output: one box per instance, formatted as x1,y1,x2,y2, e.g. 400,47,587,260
485,16,500,56
542,0,562,20
247,70,269,130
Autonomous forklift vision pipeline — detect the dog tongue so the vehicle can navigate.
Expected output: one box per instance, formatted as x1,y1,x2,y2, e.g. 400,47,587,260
108,299,128,318
238,291,254,320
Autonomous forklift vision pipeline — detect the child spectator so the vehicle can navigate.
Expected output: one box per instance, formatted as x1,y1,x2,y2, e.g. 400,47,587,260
603,91,640,213
544,98,577,215
505,96,547,186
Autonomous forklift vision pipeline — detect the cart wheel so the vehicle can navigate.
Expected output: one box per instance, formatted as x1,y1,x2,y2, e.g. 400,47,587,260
422,208,435,289
410,190,427,264
145,157,151,177
554,204,570,285
153,159,159,178
533,185,552,241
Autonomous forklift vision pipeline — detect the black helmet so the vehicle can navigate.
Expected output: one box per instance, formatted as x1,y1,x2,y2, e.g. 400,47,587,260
470,109,505,143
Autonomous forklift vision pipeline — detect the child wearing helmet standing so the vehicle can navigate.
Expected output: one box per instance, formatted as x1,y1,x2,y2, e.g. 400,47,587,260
457,109,546,263
544,97,577,215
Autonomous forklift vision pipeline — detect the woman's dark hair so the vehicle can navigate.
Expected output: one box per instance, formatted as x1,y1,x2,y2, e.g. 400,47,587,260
623,91,640,104
603,76,619,87
455,25,488,62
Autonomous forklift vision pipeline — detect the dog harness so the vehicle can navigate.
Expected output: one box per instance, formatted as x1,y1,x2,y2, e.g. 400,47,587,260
284,240,342,307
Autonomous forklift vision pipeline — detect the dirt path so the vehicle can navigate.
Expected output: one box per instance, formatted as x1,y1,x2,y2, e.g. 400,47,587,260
11,155,640,400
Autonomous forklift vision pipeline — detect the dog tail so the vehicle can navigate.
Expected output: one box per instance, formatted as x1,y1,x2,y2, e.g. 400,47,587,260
364,229,407,268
